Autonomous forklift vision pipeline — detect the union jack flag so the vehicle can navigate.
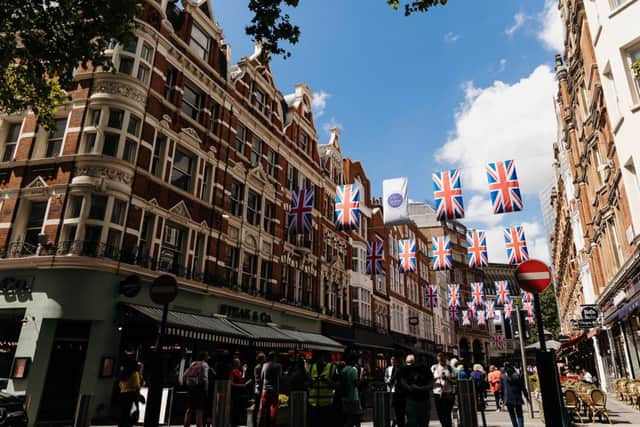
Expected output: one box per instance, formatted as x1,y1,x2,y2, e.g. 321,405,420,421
398,239,417,273
467,301,476,318
432,235,452,271
504,303,513,320
486,160,524,214
447,284,460,307
493,334,505,350
425,284,438,308
485,300,495,319
495,281,511,305
467,230,488,269
477,310,486,326
288,188,314,234
504,226,529,265
334,184,360,231
449,305,459,320
433,168,465,221
462,310,471,326
523,301,534,317
470,282,485,306
527,316,535,325
521,290,533,303
366,240,384,275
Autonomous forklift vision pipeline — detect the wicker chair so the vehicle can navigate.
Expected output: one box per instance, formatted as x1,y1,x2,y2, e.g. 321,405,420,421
614,379,625,401
623,381,635,405
564,389,584,424
588,389,611,424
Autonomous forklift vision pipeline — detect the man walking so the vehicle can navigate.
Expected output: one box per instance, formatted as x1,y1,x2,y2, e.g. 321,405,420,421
385,355,405,427
431,353,455,427
259,352,281,427
399,354,432,427
308,352,337,427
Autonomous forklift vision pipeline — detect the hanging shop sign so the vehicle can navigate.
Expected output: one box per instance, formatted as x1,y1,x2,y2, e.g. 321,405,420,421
580,305,599,322
219,304,272,324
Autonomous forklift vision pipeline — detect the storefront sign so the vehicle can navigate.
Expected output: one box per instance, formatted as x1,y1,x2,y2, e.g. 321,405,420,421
219,304,272,323
0,276,34,300
581,305,599,322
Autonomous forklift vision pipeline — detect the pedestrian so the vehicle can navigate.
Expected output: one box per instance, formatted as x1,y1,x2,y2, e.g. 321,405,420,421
340,353,362,427
580,368,594,384
500,362,529,427
385,355,406,427
488,365,502,412
259,352,282,427
431,352,455,427
230,357,249,427
455,362,468,379
290,358,307,391
471,364,488,411
308,351,338,427
400,354,432,427
183,352,210,427
252,352,266,427
117,358,142,427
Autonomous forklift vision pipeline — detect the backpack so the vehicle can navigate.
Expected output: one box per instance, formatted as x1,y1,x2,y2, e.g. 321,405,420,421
184,361,205,388
471,371,487,392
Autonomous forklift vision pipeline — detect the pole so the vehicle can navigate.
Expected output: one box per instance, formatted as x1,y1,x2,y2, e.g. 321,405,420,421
515,304,534,419
533,294,546,352
144,303,169,427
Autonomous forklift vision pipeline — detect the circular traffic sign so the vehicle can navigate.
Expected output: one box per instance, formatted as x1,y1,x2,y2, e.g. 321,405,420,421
149,274,177,305
516,259,552,294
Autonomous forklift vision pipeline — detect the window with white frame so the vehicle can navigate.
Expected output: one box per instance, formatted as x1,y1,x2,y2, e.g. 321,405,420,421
45,118,67,158
628,46,640,100
250,138,262,165
236,125,247,155
263,200,276,234
267,150,278,178
189,23,211,61
610,0,630,9
113,37,155,84
353,288,372,322
376,272,386,294
151,132,167,178
201,163,213,201
246,190,262,226
255,89,267,114
23,201,48,247
230,181,244,217
2,122,21,162
182,83,204,121
159,222,186,273
609,219,624,269
171,147,195,192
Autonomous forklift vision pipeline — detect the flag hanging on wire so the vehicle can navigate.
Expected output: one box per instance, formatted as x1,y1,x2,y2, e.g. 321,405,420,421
471,282,485,306
504,226,529,265
433,168,465,221
486,160,524,214
523,301,534,317
447,284,460,307
334,184,360,231
383,177,409,225
477,310,487,326
486,300,495,320
432,235,452,271
467,229,488,269
425,284,438,308
366,240,384,275
494,309,503,324
504,303,513,320
449,305,459,320
527,316,535,325
495,281,511,305
521,290,533,303
288,188,314,234
398,239,417,273
462,310,471,326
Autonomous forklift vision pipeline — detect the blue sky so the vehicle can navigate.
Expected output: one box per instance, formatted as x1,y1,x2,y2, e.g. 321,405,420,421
212,0,564,262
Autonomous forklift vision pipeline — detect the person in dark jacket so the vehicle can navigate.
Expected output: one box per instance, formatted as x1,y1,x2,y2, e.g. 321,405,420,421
500,363,529,427
399,354,432,427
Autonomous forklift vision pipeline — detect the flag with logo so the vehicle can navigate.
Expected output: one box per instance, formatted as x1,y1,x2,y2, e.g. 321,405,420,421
334,184,360,231
432,235,452,271
486,159,524,214
366,240,384,275
433,168,464,221
288,188,314,234
494,309,503,324
383,177,409,225
504,225,529,265
398,239,417,273
467,229,488,269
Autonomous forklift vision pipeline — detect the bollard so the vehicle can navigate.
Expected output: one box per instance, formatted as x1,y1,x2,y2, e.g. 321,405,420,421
373,391,391,427
212,380,231,427
457,379,478,427
289,390,307,426
73,394,92,427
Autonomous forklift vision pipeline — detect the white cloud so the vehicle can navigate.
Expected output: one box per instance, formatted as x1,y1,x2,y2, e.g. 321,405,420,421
537,0,564,52
312,91,330,117
322,117,343,135
464,195,502,226
505,12,526,36
444,32,461,43
437,65,557,195
484,222,550,265
498,58,507,73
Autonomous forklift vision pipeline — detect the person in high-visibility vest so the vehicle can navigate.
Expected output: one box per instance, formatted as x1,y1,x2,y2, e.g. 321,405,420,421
308,352,337,427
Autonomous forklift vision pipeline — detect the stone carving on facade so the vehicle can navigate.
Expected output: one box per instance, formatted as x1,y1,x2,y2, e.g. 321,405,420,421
93,79,146,104
25,176,48,190
169,200,192,220
75,166,133,185
181,127,202,144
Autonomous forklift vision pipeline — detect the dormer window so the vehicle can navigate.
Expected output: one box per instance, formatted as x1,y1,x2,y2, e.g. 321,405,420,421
189,24,211,61
255,90,266,113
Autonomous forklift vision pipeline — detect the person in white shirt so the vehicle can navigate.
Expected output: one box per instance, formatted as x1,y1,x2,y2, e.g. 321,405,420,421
581,368,594,384
431,353,455,427
385,356,405,427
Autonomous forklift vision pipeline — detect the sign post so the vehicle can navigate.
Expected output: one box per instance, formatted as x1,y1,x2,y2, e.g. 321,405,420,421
144,275,178,427
516,260,570,427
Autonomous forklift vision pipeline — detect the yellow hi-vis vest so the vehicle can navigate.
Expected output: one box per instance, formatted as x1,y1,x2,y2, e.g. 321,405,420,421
308,362,336,407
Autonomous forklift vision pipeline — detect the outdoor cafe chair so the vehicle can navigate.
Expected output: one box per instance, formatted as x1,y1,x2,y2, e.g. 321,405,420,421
564,389,584,424
588,389,612,424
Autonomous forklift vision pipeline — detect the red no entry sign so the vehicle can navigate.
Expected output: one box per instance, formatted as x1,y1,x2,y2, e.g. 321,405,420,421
516,259,552,294
150,274,178,305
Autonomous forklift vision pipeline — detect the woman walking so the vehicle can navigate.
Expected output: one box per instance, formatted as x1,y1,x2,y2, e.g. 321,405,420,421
500,363,529,427
117,358,141,427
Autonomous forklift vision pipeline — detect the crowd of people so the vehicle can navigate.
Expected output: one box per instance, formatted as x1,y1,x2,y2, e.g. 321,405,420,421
114,350,535,427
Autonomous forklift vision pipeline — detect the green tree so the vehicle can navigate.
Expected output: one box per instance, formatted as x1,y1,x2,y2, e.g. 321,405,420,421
632,59,640,82
0,0,140,128
0,0,447,126
527,286,561,343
